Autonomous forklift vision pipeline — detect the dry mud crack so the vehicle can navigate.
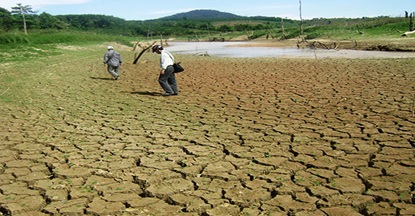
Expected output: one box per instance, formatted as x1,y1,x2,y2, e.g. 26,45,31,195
0,51,414,215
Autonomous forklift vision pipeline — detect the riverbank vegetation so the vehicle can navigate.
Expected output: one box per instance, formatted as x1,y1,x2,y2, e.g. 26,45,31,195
1,7,414,63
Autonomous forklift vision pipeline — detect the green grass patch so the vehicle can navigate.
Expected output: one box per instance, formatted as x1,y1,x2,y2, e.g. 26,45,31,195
0,44,61,63
0,30,137,63
0,30,137,46
308,18,410,40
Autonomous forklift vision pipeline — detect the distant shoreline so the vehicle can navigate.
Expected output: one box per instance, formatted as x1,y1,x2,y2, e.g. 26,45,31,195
166,41,415,59
167,37,415,52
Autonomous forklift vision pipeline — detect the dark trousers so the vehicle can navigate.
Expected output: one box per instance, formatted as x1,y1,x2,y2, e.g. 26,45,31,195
158,65,178,94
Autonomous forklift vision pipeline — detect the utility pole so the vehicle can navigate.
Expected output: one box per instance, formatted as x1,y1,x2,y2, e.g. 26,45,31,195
299,0,304,35
281,17,286,39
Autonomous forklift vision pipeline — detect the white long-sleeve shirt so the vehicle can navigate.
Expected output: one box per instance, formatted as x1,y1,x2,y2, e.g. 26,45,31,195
160,50,174,70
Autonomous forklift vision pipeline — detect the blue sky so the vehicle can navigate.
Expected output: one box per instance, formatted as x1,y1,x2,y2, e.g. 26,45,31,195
1,0,413,21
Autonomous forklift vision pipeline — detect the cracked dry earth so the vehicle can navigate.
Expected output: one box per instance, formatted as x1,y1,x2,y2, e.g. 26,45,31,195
1,47,415,216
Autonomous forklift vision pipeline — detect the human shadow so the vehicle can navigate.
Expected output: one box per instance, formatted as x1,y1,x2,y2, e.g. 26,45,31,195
90,77,113,81
130,91,162,96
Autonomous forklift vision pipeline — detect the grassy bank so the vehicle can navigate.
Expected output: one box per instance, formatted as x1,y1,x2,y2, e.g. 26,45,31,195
2,15,415,63
0,31,138,63
1,18,415,64
0,30,137,45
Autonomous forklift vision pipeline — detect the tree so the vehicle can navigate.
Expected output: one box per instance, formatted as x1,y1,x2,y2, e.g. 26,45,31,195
11,3,36,35
0,7,14,32
38,12,58,29
218,24,232,33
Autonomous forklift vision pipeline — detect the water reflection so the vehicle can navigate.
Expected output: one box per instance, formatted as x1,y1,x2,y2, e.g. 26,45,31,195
167,42,415,58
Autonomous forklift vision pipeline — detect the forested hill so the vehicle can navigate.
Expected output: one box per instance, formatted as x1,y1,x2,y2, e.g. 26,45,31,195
0,8,287,37
0,6,410,43
160,9,243,20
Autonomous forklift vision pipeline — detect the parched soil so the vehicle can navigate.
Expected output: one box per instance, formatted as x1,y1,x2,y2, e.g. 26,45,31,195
0,45,415,215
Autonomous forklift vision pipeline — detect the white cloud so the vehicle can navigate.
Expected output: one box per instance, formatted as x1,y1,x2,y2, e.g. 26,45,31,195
0,0,91,10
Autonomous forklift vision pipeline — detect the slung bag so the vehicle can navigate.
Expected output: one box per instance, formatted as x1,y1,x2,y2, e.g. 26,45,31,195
173,62,184,73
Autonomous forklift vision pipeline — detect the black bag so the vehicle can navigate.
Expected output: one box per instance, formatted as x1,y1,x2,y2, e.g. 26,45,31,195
173,62,184,73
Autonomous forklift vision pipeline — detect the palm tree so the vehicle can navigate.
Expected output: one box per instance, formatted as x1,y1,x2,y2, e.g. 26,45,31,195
11,3,36,35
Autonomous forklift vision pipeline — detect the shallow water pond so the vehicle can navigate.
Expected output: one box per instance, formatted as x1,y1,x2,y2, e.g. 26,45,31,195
167,41,415,58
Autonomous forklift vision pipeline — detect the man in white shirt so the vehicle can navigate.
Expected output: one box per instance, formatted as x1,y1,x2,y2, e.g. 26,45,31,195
152,45,178,96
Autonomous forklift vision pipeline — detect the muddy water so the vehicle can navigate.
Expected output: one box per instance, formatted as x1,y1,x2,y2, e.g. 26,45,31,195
168,41,415,58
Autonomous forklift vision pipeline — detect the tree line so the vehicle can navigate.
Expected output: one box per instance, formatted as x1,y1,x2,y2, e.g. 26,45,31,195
0,4,410,41
0,6,137,34
0,5,299,39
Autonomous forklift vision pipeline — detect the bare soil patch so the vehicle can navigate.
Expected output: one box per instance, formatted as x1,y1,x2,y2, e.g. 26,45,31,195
0,45,414,215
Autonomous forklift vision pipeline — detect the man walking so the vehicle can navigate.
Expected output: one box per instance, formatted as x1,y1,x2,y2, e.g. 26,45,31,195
103,46,122,80
152,45,178,96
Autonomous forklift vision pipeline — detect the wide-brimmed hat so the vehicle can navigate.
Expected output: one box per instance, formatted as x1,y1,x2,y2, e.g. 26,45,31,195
107,46,113,50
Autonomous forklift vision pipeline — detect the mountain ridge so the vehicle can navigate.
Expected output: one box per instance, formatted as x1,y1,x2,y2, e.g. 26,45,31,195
159,9,245,20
